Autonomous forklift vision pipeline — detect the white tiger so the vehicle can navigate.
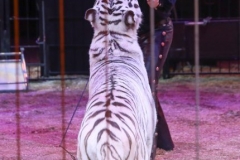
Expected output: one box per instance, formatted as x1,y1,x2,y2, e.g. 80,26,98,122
77,0,157,159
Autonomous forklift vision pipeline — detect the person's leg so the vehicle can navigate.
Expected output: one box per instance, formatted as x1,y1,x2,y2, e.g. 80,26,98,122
153,22,174,150
155,94,174,150
154,27,173,81
162,56,171,79
139,21,174,151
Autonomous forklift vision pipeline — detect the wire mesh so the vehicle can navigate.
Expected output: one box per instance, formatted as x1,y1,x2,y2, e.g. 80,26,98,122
3,0,240,159
194,1,200,159
13,0,21,159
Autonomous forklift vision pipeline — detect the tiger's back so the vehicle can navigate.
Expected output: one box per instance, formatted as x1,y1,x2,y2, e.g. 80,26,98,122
77,0,157,159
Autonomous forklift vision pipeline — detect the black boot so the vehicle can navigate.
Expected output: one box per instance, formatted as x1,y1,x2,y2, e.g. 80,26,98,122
155,98,174,150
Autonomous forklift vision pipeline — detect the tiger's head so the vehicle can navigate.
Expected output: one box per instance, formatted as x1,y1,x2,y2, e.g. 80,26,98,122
85,0,142,36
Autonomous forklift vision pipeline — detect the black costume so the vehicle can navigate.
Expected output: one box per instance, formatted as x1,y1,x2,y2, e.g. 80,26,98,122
138,0,176,151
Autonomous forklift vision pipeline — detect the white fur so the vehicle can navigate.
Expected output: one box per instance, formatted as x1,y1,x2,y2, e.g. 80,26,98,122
78,0,156,159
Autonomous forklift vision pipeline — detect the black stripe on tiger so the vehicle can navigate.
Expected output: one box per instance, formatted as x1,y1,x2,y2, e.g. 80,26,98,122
78,0,156,159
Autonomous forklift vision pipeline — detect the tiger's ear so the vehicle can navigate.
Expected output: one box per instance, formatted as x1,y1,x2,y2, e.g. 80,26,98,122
124,10,135,28
85,8,97,22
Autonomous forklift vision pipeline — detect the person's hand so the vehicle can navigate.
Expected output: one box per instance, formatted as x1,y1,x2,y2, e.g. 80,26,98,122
147,0,161,8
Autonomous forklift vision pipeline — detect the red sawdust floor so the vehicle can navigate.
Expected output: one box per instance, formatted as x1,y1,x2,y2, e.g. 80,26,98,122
0,75,240,160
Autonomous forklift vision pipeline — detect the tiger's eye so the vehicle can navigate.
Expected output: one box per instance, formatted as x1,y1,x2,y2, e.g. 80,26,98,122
134,4,139,8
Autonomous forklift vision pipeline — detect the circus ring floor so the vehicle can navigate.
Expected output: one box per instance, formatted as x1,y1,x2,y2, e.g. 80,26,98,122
0,75,240,160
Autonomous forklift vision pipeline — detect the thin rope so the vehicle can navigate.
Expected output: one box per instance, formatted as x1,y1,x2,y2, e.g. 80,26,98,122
59,79,89,159
13,0,21,159
58,0,66,159
194,0,200,159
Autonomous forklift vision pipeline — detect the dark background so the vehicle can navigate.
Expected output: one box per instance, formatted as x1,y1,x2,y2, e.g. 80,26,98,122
0,0,239,76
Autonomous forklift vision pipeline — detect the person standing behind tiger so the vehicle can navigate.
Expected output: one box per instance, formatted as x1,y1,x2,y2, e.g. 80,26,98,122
138,0,176,151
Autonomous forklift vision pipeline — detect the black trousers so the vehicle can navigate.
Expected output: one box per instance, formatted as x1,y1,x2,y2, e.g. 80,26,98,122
140,20,174,151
